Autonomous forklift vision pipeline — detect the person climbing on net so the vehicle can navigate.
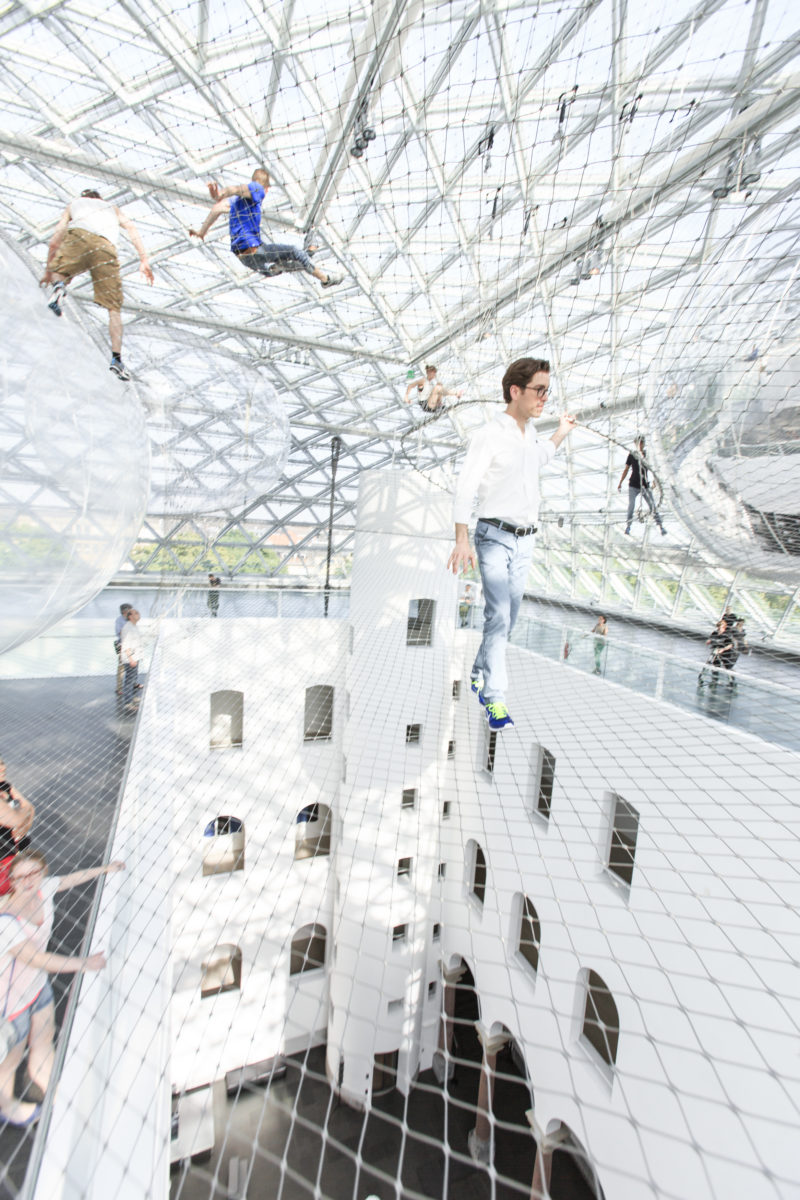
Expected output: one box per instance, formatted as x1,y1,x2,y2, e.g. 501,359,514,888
189,168,343,290
404,364,462,413
40,188,154,381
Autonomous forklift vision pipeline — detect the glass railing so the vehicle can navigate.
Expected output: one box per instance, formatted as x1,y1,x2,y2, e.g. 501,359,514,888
0,589,351,680
504,613,800,754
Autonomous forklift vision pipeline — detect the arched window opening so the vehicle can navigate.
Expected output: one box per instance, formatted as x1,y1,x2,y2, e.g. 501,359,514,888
468,841,487,907
518,896,541,975
294,804,332,860
533,746,556,819
202,816,245,876
210,690,243,749
582,969,620,1069
304,685,334,741
607,794,639,887
290,923,327,975
201,944,242,998
407,598,435,646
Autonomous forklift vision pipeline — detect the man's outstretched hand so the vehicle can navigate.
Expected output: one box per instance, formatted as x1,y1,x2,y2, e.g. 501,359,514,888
207,181,222,201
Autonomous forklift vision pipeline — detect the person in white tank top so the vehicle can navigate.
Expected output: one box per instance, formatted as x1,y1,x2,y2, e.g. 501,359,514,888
40,188,154,381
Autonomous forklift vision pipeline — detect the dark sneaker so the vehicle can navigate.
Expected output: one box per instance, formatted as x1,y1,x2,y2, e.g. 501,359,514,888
485,701,514,731
321,272,343,288
110,358,132,381
48,285,66,317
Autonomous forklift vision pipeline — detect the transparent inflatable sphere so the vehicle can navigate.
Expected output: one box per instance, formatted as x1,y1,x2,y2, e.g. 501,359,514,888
125,330,290,515
648,344,800,584
0,238,151,656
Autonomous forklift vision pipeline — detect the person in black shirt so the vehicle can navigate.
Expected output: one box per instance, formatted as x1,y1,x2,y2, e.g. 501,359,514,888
0,758,34,895
704,619,736,684
618,436,666,535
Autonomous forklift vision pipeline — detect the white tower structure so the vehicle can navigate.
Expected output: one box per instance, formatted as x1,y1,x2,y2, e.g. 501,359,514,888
327,469,459,1105
30,467,800,1200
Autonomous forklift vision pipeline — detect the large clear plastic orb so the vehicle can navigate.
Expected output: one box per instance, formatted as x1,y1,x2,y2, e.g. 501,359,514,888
0,237,151,656
648,343,800,583
125,330,290,515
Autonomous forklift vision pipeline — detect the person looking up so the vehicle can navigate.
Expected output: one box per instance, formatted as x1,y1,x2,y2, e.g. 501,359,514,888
0,758,34,896
119,608,143,710
0,850,118,1125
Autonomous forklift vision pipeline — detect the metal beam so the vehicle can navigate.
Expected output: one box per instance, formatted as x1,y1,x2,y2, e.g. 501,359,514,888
71,295,407,364
417,73,800,358
303,0,412,229
0,128,299,225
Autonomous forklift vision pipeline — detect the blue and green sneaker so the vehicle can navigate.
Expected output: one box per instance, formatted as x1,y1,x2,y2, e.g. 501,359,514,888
485,701,514,731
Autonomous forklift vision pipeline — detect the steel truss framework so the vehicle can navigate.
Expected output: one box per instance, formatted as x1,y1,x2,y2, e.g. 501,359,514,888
0,0,799,639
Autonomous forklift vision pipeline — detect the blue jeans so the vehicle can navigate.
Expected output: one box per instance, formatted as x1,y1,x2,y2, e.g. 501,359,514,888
122,662,138,704
239,243,315,276
471,520,535,704
626,486,663,529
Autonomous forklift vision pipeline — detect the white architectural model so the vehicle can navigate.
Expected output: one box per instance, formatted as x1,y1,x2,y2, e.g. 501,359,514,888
34,471,800,1200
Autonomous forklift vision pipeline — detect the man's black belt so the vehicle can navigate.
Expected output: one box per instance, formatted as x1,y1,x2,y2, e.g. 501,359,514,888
481,517,538,537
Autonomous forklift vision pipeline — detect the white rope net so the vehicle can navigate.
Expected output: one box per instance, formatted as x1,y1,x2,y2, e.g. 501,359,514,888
0,2,799,1199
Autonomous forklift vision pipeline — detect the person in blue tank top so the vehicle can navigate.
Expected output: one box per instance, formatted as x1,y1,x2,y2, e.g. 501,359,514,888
189,168,343,289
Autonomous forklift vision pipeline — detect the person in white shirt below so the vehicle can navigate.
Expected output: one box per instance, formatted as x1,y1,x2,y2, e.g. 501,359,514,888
447,357,575,731
119,608,143,710
40,188,154,381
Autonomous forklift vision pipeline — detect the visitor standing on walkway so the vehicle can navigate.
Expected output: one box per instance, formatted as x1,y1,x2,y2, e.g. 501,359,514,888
119,608,143,710
591,614,608,674
448,357,575,730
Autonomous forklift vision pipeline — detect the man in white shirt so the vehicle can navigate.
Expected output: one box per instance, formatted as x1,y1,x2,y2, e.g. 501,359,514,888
119,608,143,710
447,357,575,730
113,603,133,695
40,189,154,381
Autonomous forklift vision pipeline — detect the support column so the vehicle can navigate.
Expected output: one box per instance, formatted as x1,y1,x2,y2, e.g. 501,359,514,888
467,1023,509,1166
432,963,465,1084
526,1113,569,1200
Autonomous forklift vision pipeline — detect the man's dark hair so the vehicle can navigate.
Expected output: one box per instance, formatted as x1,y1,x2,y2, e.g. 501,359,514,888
119,603,133,615
81,189,102,200
501,357,550,403
425,364,437,373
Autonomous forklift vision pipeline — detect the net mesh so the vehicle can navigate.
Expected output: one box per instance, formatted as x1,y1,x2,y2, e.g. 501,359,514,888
0,2,799,1199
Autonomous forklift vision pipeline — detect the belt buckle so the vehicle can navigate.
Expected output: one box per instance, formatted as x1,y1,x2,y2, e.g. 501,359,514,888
514,525,526,537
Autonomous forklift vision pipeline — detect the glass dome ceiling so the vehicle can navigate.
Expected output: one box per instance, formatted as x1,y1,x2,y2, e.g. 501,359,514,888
0,0,799,640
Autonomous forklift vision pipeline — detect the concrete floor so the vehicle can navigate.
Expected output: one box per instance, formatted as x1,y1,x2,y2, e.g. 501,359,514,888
0,676,135,1199
170,975,596,1200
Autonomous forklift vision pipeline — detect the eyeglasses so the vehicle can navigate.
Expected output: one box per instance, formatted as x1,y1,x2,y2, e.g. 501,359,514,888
521,385,549,398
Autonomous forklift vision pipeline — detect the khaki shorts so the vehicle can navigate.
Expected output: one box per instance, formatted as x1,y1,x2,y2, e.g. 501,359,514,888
51,227,123,310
